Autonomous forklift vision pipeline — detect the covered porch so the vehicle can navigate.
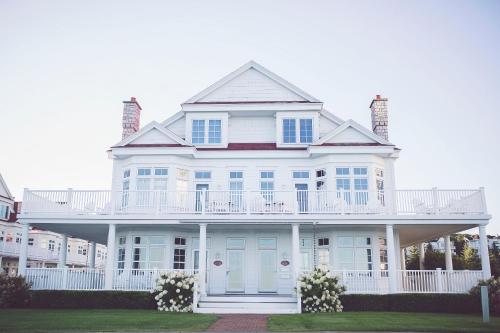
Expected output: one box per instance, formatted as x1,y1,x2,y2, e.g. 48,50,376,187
17,220,491,295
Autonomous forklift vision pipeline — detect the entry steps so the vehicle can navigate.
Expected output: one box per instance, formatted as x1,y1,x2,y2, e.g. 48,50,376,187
196,294,299,314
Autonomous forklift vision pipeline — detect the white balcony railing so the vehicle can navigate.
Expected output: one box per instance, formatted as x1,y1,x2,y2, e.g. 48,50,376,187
21,188,487,217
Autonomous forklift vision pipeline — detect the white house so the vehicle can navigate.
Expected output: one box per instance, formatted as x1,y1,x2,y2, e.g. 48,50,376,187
0,174,107,275
17,61,492,313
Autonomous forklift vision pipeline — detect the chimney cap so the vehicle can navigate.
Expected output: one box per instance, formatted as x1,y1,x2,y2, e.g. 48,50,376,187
123,96,142,110
370,94,388,108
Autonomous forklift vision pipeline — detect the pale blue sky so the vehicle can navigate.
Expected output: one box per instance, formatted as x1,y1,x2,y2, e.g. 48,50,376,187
1,1,499,233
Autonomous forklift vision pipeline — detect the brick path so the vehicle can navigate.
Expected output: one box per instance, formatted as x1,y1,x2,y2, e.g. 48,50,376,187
207,314,269,332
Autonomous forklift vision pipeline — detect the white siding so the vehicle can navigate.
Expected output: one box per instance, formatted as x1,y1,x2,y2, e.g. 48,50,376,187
319,114,340,138
324,127,377,144
166,117,185,138
228,116,276,143
198,68,307,103
129,128,180,145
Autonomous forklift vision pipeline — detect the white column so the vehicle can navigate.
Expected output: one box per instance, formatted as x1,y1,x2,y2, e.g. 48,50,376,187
17,223,30,276
419,243,426,270
104,224,116,289
58,235,68,268
88,241,96,269
401,248,406,270
394,229,401,270
198,224,207,296
386,224,397,293
479,225,491,279
384,157,397,214
292,224,300,278
444,235,453,271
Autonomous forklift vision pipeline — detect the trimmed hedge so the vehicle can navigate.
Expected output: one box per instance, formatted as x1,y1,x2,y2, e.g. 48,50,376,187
30,290,155,309
29,291,481,314
340,294,481,314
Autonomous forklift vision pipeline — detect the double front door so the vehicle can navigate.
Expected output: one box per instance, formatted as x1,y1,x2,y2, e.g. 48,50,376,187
225,237,278,293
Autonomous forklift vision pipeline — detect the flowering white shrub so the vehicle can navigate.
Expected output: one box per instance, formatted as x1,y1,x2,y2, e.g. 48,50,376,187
150,271,197,312
298,268,345,313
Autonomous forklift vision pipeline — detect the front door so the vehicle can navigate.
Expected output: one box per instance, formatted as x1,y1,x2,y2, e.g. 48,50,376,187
295,183,308,213
195,184,209,212
226,249,244,292
259,250,277,292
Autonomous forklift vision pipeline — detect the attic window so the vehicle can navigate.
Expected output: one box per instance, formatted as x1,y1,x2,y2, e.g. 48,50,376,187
191,119,222,144
282,118,313,144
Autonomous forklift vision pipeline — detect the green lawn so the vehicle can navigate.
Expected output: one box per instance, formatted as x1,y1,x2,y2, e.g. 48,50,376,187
268,312,500,332
0,309,218,332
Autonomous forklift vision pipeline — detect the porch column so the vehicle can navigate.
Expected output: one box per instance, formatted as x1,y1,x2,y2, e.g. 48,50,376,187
17,223,30,276
384,157,397,214
400,248,406,270
88,241,96,269
444,235,453,271
419,243,426,270
386,224,397,293
58,235,68,268
104,224,116,290
198,223,207,296
479,225,491,279
292,224,300,279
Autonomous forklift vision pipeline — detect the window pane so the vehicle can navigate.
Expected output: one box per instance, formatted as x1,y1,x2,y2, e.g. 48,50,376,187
355,237,371,246
260,171,274,179
137,168,151,176
174,237,186,246
149,247,164,262
154,168,168,176
230,181,243,191
336,179,350,190
230,171,243,179
208,120,222,144
283,119,296,143
316,169,326,178
339,248,354,263
258,238,277,249
123,169,130,178
300,238,312,248
293,171,309,179
354,178,368,190
336,168,350,176
153,179,167,190
227,238,245,249
260,181,274,191
150,236,165,245
192,120,205,144
300,119,313,143
195,171,211,179
354,167,368,176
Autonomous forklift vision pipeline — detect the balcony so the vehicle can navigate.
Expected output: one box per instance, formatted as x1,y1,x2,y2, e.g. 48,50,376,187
20,188,487,218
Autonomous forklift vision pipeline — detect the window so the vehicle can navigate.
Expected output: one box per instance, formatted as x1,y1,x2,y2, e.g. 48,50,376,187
78,245,83,255
318,238,329,247
0,205,9,220
293,171,309,179
316,169,326,178
300,238,313,270
123,169,131,178
300,119,313,143
258,238,277,249
283,119,296,143
173,237,187,269
227,238,245,249
208,120,222,144
195,171,211,179
192,120,205,144
137,168,151,176
15,233,21,243
48,240,55,251
282,118,314,144
338,236,373,270
336,167,369,204
117,248,126,270
28,238,34,246
154,168,168,176
229,171,244,210
316,169,326,191
260,171,274,201
192,119,222,145
379,237,388,270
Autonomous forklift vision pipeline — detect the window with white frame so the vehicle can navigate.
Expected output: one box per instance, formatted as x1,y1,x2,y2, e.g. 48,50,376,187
337,236,373,270
117,236,126,270
0,205,9,220
229,171,244,210
300,238,313,270
282,118,313,144
191,119,222,144
173,236,186,269
15,232,21,243
48,240,55,251
335,167,369,204
292,171,310,179
379,237,388,270
132,236,166,270
28,238,34,246
260,171,274,201
78,245,83,255
195,171,211,180
317,237,330,270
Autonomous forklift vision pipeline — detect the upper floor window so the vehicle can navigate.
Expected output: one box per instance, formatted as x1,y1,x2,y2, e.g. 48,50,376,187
293,171,310,179
192,119,222,144
195,171,211,180
0,205,9,220
282,118,313,144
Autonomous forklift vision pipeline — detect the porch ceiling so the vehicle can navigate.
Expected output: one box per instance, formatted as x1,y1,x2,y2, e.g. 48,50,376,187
397,224,477,247
31,223,110,244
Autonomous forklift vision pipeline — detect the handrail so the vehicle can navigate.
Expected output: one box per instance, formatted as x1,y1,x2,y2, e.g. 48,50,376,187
21,188,487,216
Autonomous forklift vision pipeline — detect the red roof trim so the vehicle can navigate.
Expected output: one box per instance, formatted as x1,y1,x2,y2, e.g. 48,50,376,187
313,143,393,147
185,101,313,105
113,144,188,148
198,143,306,151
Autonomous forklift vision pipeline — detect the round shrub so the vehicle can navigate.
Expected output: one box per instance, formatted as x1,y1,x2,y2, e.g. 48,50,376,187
150,271,196,312
298,268,345,313
0,274,31,308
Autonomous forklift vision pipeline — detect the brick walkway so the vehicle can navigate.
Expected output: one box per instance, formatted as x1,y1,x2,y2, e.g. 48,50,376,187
207,314,269,332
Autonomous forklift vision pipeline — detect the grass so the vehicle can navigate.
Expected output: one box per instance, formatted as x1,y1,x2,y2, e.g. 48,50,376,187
0,309,218,332
268,312,500,332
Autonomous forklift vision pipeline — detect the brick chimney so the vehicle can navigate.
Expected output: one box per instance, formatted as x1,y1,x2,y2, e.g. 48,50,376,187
370,95,389,141
122,97,142,139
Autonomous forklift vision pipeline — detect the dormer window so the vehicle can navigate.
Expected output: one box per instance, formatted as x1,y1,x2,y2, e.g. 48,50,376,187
282,118,313,144
191,119,222,144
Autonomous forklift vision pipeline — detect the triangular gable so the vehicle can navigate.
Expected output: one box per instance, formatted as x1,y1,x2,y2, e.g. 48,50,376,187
113,121,191,147
183,61,321,104
0,173,13,199
315,120,392,145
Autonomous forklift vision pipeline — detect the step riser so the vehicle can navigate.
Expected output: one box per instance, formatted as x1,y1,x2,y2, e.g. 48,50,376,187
201,296,296,303
196,308,298,314
199,302,296,309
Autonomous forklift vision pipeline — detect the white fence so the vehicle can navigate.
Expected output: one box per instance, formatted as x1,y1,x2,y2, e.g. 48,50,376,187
25,268,482,294
21,188,486,217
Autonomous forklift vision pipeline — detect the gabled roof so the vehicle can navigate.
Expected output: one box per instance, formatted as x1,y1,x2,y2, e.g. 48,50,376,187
0,173,13,200
315,119,393,146
183,60,321,105
112,121,191,148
